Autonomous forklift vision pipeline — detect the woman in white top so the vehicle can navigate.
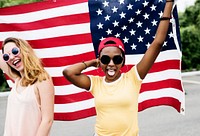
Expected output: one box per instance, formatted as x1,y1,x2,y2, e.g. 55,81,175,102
0,37,55,136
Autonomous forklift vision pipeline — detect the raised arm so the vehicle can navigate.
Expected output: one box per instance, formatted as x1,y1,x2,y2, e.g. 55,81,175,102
63,59,98,90
137,1,174,79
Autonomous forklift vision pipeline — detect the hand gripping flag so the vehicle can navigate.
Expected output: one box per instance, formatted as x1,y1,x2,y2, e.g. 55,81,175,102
0,0,185,120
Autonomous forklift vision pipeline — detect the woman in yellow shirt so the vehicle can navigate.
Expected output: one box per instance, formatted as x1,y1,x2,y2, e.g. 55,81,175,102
63,1,174,135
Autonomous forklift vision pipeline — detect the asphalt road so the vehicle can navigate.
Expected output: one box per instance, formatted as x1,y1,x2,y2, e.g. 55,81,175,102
0,74,200,136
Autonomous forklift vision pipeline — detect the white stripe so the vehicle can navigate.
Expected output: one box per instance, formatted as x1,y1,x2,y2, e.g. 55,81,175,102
126,49,181,64
143,69,182,83
0,2,89,23
45,66,95,77
34,43,94,58
54,98,94,112
54,84,85,95
0,23,90,40
138,88,184,103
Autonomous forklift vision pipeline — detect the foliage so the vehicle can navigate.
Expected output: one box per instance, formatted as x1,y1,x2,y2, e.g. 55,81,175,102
179,0,200,71
180,26,200,71
0,0,42,8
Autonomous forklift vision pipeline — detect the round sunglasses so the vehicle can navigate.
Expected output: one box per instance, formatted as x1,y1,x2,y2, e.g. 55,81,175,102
100,55,123,65
2,47,20,62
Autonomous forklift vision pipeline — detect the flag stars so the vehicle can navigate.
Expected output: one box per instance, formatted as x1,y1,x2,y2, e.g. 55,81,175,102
137,36,144,42
143,13,150,20
131,43,137,50
104,15,111,21
100,37,105,41
142,1,149,7
112,6,118,13
113,20,119,27
129,29,136,36
97,22,104,29
121,25,127,31
168,32,174,38
163,41,167,46
96,9,103,15
106,29,112,35
150,5,157,11
115,33,121,38
119,12,126,19
119,0,125,4
146,42,151,49
136,9,142,15
144,28,151,34
123,37,129,43
151,19,158,26
159,11,163,18
103,1,109,7
127,4,133,10
128,18,134,23
136,21,143,28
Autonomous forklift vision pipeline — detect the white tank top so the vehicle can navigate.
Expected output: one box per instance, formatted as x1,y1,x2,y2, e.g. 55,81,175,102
4,79,42,136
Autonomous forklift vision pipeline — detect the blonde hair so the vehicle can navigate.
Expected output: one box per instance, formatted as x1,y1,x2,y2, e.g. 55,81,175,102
2,37,50,86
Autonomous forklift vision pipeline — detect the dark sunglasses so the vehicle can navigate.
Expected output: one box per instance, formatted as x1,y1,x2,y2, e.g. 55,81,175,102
3,47,20,62
100,55,123,65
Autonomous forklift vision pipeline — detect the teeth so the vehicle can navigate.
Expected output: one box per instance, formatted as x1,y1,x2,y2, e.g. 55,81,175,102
13,60,20,66
107,69,115,76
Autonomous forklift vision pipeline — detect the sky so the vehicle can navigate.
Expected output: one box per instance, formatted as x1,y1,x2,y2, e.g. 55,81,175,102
176,0,196,12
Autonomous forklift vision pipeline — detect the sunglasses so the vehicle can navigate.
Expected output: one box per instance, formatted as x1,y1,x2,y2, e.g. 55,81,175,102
100,55,123,65
3,47,20,62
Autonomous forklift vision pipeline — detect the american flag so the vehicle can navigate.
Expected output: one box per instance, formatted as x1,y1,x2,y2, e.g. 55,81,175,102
0,0,185,120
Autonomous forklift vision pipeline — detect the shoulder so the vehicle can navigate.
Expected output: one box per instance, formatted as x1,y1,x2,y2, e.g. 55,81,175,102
35,78,54,92
125,65,142,81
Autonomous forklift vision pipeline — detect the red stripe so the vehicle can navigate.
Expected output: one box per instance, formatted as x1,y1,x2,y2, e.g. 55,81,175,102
0,0,88,15
54,107,96,121
149,60,181,73
138,97,181,112
29,33,92,49
0,13,90,32
140,79,183,93
55,92,93,104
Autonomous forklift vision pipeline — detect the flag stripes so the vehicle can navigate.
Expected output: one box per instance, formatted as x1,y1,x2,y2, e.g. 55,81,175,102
0,0,185,120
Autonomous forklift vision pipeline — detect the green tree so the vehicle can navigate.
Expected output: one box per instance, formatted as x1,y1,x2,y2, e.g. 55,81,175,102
179,0,200,71
0,0,41,8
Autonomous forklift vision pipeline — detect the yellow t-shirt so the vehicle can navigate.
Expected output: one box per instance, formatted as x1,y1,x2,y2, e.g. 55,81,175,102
89,66,142,136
